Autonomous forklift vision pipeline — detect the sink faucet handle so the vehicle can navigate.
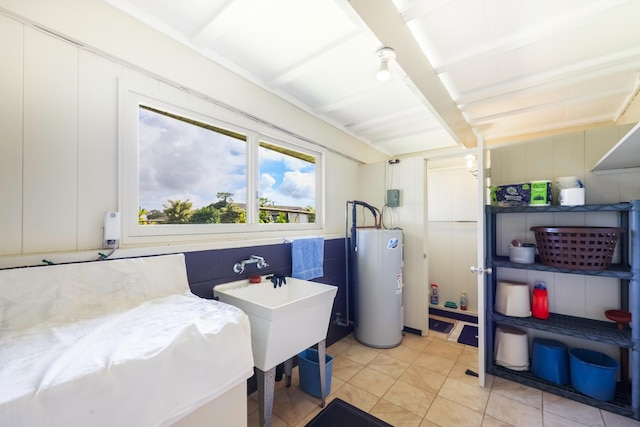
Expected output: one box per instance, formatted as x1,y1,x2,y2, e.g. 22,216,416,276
233,262,245,274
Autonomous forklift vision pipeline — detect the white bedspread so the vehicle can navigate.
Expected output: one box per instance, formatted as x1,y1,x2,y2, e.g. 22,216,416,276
0,254,254,427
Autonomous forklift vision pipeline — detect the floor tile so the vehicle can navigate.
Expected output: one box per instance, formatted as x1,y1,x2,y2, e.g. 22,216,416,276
542,392,604,427
270,386,319,426
246,327,640,427
484,393,542,427
332,382,380,413
411,351,457,376
438,377,490,412
398,363,447,395
490,376,542,409
370,398,424,427
425,395,484,427
331,355,363,382
382,379,435,417
543,410,598,427
367,352,410,378
600,409,640,427
481,414,514,426
341,342,380,365
348,366,396,397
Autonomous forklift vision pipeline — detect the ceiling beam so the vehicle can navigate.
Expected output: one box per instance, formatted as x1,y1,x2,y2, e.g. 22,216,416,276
347,0,476,148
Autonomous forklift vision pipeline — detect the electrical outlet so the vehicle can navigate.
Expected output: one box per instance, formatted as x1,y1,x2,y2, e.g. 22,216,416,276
103,211,121,249
387,189,400,207
102,239,118,249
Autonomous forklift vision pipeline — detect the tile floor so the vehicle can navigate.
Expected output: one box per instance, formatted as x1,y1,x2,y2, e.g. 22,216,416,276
247,327,640,427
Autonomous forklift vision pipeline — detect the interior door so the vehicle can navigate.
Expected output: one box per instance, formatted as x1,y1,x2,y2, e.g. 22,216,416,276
474,134,488,387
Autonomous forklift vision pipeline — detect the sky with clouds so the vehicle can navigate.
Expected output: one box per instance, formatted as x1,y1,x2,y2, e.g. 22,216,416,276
138,108,315,212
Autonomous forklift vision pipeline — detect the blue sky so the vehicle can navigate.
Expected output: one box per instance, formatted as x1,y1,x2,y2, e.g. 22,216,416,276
138,108,315,211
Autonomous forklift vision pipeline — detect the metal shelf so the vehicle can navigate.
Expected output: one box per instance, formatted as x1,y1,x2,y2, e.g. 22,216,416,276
491,312,632,347
485,200,640,420
488,364,633,418
488,202,632,214
491,256,632,279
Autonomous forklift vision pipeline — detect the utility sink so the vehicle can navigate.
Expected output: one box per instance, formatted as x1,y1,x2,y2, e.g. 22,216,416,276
214,276,337,371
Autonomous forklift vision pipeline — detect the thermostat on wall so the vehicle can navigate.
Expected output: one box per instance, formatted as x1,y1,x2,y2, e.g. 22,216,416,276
387,189,400,207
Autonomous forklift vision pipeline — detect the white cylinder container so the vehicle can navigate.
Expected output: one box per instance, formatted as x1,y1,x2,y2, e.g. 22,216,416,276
354,229,403,348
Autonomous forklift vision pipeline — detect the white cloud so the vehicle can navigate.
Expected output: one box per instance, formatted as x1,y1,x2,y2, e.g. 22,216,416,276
280,170,315,200
260,173,276,192
138,110,247,210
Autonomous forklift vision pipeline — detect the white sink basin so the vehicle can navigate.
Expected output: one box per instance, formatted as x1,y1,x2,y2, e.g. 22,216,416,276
214,276,337,371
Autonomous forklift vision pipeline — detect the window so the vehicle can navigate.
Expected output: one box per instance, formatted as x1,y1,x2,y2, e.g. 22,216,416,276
138,106,248,225
120,80,322,243
258,141,316,224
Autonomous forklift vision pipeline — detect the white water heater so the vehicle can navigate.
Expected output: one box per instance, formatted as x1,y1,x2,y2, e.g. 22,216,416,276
354,229,403,348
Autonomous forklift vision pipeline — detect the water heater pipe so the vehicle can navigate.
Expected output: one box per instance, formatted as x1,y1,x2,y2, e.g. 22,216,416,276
336,200,381,327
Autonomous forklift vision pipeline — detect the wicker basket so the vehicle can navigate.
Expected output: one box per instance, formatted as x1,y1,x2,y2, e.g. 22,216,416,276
530,226,623,270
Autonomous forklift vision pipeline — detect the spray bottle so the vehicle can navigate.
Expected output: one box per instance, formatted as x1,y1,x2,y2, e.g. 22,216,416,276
430,284,439,305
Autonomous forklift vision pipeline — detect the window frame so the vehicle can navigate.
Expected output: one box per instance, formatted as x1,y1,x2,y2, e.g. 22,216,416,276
119,79,323,246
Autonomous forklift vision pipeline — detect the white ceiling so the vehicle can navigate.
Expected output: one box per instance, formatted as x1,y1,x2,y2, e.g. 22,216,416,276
105,0,640,157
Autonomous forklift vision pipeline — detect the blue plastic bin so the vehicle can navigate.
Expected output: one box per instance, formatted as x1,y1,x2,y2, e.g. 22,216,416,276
569,348,619,402
298,348,333,398
531,338,570,385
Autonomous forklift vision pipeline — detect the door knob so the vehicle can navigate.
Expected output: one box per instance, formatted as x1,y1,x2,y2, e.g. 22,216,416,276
470,266,492,275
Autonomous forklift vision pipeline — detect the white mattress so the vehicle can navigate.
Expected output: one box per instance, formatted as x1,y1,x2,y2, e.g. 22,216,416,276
0,254,254,427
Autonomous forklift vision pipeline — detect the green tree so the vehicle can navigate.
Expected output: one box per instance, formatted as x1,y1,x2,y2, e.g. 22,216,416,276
305,206,316,223
276,212,287,223
213,192,233,209
220,203,245,223
163,199,193,224
138,207,149,225
190,205,220,224
258,197,274,223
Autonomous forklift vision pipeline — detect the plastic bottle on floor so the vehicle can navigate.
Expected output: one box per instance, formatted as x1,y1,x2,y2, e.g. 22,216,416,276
460,292,468,310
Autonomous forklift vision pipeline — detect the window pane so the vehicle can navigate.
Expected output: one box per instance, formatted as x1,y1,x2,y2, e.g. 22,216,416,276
138,106,247,225
258,141,316,223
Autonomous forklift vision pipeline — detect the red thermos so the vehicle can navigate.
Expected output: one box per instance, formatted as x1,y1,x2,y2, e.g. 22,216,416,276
532,282,549,319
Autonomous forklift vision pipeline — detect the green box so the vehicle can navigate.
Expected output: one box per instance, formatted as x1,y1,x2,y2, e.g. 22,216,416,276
530,181,551,206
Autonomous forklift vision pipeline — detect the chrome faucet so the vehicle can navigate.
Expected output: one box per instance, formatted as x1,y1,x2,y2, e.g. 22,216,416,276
233,255,269,274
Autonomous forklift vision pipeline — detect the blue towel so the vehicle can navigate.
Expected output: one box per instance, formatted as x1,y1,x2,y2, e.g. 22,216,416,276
291,237,324,280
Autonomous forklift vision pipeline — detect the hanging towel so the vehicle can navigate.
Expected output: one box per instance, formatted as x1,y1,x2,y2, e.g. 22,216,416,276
291,237,324,280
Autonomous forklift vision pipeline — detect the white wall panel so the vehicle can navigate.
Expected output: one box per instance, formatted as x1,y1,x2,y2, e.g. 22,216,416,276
0,15,23,255
77,51,122,250
525,137,554,182
389,157,427,332
23,28,78,253
325,153,360,234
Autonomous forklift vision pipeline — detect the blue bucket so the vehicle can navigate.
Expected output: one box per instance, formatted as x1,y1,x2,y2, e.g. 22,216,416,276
298,348,334,398
569,348,619,402
531,338,570,385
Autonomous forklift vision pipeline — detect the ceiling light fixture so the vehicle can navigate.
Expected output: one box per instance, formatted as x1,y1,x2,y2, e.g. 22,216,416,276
375,47,395,82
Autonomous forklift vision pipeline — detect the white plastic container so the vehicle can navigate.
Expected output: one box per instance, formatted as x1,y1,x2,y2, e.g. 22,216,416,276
495,280,531,317
509,245,535,264
495,325,529,371
559,188,585,206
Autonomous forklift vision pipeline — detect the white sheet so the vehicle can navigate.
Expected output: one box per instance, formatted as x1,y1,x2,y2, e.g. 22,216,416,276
0,255,254,427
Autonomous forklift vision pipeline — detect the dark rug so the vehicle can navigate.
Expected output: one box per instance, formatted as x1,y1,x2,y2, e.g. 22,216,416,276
306,398,392,427
429,318,454,334
457,325,479,347
430,306,478,324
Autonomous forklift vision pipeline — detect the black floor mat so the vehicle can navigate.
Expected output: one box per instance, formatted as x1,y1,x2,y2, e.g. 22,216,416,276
305,398,392,427
429,317,454,334
457,325,479,347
